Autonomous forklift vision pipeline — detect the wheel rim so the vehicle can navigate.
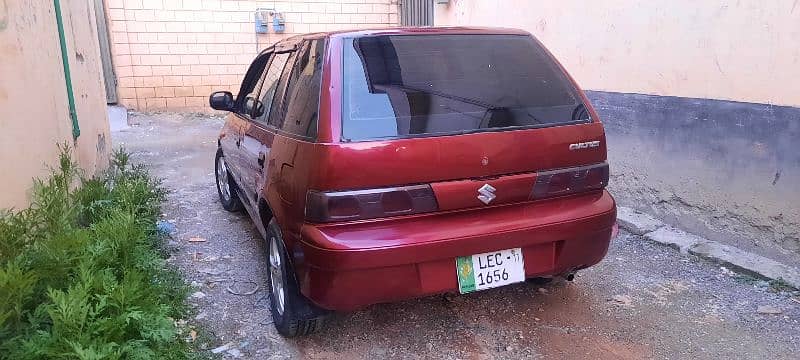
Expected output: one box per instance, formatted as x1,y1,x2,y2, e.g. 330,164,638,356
269,235,285,315
216,156,231,202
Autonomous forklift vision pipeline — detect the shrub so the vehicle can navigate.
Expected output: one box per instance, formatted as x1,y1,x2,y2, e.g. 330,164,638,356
0,147,196,359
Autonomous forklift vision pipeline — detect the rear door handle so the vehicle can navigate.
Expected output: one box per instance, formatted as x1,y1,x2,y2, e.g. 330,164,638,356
257,152,265,168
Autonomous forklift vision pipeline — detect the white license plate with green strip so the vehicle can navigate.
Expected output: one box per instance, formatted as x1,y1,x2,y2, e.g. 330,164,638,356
456,248,525,294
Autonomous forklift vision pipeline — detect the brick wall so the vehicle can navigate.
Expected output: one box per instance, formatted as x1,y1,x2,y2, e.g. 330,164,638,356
106,0,399,112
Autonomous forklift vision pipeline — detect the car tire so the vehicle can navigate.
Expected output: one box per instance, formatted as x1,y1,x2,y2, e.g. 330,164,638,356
265,218,327,337
215,149,243,212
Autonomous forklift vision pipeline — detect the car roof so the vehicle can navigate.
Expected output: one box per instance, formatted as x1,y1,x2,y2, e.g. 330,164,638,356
264,26,530,51
319,26,531,38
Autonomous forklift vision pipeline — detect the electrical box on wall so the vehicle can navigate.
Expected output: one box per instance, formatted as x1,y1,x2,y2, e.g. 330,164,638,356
254,9,270,33
272,12,285,33
254,9,285,33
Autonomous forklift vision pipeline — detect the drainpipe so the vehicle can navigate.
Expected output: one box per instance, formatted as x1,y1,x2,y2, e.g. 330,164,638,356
53,0,80,139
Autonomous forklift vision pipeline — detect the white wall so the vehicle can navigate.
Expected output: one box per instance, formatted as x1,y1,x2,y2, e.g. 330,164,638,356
436,0,800,107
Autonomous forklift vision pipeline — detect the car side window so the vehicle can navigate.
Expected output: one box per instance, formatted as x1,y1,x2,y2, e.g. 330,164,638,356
253,52,291,125
266,51,297,129
235,53,270,118
278,40,325,139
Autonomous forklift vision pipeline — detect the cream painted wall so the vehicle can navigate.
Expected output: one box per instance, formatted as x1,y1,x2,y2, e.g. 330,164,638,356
0,0,110,210
435,0,800,107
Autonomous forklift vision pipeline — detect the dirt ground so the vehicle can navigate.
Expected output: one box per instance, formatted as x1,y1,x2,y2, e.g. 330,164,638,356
113,112,800,360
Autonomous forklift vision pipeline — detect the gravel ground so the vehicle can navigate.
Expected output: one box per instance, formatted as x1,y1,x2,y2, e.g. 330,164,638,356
113,112,800,359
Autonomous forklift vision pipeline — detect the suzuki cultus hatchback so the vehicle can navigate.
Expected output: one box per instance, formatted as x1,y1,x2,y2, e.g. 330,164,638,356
209,27,617,337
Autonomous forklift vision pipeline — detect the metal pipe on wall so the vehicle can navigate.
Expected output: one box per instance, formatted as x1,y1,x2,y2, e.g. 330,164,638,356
53,0,80,139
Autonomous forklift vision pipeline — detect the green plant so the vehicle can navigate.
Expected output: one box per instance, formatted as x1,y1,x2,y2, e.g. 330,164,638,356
732,273,759,286
768,278,797,293
0,146,200,359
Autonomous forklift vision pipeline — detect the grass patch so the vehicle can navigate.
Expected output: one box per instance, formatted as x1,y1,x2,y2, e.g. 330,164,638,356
768,278,798,293
0,147,201,359
733,274,798,294
732,273,760,286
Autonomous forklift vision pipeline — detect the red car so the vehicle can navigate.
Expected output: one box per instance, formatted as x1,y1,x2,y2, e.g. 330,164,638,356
210,27,616,337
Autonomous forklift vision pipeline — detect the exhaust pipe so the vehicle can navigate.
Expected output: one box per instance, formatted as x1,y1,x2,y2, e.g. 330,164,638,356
564,272,576,282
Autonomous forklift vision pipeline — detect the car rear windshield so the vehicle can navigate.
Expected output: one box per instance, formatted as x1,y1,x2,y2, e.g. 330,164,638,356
341,34,590,141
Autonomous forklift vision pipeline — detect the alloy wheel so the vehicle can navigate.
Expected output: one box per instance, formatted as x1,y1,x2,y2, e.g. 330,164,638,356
216,156,231,201
269,236,285,315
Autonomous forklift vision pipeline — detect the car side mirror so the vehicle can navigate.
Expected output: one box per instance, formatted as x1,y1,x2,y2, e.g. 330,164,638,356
244,96,265,118
209,91,235,111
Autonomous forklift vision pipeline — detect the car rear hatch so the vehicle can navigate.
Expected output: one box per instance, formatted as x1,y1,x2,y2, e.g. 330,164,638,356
306,32,609,222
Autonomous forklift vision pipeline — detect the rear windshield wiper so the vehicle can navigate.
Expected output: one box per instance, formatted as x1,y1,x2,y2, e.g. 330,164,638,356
478,106,543,128
394,84,496,110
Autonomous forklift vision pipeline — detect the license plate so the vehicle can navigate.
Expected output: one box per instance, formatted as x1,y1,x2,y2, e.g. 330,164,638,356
456,248,525,294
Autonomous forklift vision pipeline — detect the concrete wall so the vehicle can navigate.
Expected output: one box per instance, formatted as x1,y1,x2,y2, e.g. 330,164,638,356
105,0,399,112
436,0,800,264
0,0,111,210
435,0,800,107
594,92,800,267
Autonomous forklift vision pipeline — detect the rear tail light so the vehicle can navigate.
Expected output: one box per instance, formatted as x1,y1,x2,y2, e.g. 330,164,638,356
306,163,608,222
532,162,609,199
306,185,439,223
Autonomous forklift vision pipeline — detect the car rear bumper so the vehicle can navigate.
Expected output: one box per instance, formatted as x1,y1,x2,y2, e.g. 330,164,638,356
297,190,616,311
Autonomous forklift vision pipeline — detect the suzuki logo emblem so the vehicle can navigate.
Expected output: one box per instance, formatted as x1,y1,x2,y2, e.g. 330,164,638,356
477,184,497,205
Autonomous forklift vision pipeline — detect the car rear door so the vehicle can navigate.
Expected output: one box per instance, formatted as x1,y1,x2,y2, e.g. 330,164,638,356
261,40,325,238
